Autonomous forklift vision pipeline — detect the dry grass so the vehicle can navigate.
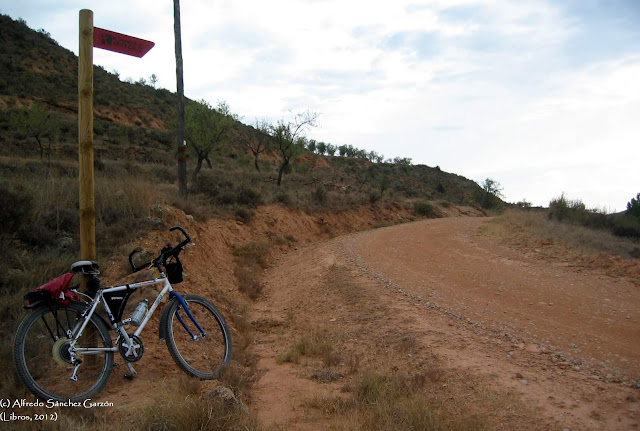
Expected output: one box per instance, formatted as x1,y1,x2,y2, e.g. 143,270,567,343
232,241,270,300
277,331,334,364
305,370,487,431
231,242,270,267
484,209,640,259
137,376,257,431
0,160,171,408
233,264,263,300
218,304,261,399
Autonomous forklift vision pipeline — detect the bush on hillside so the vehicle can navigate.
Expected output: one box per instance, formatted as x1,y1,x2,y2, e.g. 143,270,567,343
611,215,640,239
413,201,439,218
548,194,608,229
547,193,640,240
0,182,32,233
627,193,640,218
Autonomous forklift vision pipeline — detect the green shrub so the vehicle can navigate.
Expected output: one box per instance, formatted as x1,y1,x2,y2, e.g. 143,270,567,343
369,191,383,204
236,185,262,207
234,206,254,223
312,186,327,205
627,193,640,218
0,181,32,233
548,194,609,230
611,214,640,238
357,373,384,404
231,242,269,267
413,201,438,218
277,333,333,364
273,190,293,207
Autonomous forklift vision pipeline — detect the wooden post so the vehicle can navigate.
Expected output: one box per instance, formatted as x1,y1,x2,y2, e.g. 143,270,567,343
78,9,96,266
173,0,188,197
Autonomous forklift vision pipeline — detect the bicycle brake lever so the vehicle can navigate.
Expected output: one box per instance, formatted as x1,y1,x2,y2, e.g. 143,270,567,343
184,243,196,249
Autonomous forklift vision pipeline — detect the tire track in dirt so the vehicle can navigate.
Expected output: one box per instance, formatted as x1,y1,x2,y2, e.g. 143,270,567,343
250,217,639,430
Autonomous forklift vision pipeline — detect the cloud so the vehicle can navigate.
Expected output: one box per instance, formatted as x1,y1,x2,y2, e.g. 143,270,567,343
3,0,639,210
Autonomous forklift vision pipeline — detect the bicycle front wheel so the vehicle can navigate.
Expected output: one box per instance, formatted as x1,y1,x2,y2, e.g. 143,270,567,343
164,294,232,379
13,302,114,402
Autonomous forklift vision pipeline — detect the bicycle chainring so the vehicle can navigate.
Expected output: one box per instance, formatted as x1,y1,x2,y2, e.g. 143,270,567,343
118,334,144,362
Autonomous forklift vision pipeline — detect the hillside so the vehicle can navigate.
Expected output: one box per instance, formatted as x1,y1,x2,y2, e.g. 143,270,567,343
2,13,640,431
0,13,488,209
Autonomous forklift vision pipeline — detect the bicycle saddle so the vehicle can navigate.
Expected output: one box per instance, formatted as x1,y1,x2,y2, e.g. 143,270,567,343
70,261,100,275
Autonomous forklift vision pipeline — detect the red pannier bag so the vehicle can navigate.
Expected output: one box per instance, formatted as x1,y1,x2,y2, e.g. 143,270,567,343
24,273,80,307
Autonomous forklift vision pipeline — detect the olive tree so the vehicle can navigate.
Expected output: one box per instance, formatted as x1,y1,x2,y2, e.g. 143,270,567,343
10,103,59,160
269,111,318,186
244,119,272,172
185,99,236,181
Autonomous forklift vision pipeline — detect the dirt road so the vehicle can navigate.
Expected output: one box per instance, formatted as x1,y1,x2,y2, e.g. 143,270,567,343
251,217,640,430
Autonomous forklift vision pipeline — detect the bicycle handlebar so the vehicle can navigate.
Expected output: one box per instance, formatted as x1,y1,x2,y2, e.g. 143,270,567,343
128,226,192,273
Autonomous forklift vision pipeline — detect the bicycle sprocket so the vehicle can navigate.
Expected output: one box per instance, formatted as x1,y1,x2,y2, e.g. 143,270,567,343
118,334,144,362
52,337,74,367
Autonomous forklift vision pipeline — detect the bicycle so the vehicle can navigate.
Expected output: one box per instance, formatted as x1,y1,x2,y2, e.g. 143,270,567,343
13,226,232,402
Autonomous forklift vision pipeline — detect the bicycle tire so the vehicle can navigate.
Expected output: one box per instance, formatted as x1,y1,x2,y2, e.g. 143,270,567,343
164,294,232,379
13,302,114,402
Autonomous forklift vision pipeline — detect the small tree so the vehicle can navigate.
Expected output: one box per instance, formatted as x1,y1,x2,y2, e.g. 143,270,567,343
244,119,272,172
393,156,412,165
516,199,532,209
326,144,337,156
10,103,58,160
345,145,356,157
316,141,327,155
270,111,318,186
185,99,236,181
306,139,317,153
149,73,159,88
627,193,640,218
478,178,504,209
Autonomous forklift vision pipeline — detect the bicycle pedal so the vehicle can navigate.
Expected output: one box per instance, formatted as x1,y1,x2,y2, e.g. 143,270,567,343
124,362,137,379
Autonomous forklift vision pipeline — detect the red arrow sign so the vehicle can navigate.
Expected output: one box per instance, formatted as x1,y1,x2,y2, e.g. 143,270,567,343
93,27,154,58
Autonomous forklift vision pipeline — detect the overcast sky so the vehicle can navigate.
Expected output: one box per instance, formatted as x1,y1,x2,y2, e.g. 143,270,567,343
2,0,639,211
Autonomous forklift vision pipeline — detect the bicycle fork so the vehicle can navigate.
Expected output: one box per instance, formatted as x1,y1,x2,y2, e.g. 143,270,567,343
172,293,206,340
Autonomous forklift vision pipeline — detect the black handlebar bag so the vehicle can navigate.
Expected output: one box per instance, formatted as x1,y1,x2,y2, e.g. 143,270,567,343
165,255,183,284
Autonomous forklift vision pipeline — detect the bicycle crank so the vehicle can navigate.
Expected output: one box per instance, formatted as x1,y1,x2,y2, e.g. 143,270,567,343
118,334,144,362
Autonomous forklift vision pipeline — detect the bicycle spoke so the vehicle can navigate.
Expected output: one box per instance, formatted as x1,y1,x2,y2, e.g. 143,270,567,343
165,295,231,379
39,313,57,342
14,303,113,401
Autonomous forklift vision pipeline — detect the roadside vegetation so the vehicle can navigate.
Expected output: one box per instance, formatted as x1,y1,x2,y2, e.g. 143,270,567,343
138,376,257,430
268,264,536,430
484,193,640,261
10,12,637,430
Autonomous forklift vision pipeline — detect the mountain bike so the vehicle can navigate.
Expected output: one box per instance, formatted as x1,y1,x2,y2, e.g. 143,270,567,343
13,226,232,402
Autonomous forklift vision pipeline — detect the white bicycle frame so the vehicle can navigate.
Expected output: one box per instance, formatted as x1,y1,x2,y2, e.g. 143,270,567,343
68,275,176,379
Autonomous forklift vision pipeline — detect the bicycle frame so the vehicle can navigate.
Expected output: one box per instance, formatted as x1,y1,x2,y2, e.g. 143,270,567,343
14,225,232,401
68,274,204,377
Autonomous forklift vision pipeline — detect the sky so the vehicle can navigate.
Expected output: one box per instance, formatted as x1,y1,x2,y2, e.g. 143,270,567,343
2,0,639,211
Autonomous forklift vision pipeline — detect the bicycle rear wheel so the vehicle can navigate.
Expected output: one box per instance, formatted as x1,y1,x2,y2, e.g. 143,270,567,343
164,294,232,379
13,302,114,402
